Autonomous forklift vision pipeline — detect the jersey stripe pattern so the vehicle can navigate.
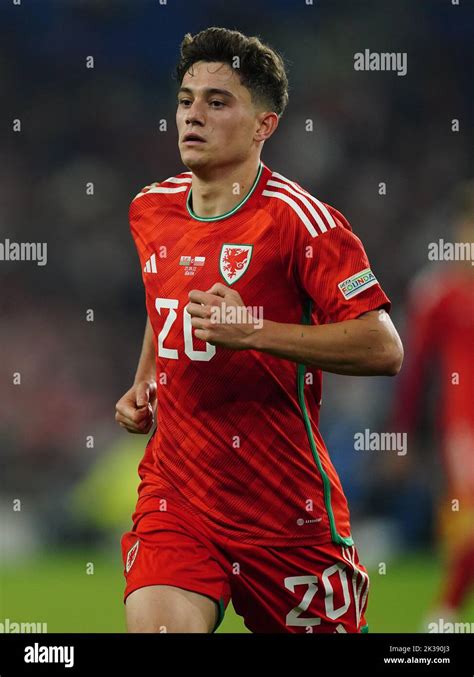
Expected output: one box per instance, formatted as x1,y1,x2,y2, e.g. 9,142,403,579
129,161,391,546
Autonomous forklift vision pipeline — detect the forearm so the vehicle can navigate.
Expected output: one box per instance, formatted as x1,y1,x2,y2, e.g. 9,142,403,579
250,313,403,376
133,316,156,384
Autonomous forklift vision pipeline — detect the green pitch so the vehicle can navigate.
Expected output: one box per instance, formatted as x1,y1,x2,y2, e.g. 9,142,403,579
1,550,472,632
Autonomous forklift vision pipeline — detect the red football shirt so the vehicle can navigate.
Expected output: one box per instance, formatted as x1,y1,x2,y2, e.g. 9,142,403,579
391,266,474,497
129,160,391,546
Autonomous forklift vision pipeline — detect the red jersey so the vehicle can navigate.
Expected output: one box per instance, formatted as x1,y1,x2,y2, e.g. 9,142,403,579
129,160,391,546
392,266,474,497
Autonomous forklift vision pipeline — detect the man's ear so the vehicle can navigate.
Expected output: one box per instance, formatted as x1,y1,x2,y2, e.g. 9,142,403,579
255,111,279,143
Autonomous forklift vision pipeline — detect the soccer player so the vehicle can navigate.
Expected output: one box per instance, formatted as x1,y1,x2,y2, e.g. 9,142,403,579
391,184,474,629
115,27,403,633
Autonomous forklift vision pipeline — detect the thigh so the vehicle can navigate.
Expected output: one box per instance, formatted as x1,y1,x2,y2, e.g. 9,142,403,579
121,493,231,633
229,542,370,633
125,584,218,633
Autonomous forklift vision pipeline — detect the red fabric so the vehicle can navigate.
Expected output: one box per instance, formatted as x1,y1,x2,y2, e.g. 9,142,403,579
391,267,474,495
441,542,474,610
122,457,370,633
128,161,391,546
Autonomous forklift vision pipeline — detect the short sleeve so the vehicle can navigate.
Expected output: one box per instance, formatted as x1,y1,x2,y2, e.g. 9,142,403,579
281,204,391,324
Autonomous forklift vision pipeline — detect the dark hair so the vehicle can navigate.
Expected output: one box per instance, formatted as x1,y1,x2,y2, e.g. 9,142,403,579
175,27,289,117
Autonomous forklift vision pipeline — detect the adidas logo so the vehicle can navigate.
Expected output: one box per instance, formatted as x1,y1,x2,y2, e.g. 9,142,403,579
144,254,157,273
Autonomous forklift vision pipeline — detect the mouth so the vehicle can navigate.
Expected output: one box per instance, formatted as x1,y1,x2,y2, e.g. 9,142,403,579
182,133,206,145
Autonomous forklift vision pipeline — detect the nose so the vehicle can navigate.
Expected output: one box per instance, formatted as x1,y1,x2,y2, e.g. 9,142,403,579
184,99,205,126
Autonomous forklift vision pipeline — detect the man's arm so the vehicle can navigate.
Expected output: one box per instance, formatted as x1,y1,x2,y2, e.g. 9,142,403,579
187,284,404,377
115,316,157,433
133,316,157,386
250,308,403,377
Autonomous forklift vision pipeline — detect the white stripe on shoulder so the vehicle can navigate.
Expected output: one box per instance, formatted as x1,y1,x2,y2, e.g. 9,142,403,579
262,189,318,237
148,185,189,194
266,179,328,234
133,183,188,200
271,171,337,231
134,175,191,200
162,175,193,184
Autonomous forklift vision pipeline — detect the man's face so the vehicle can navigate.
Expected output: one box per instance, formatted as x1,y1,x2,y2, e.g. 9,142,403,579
176,61,262,172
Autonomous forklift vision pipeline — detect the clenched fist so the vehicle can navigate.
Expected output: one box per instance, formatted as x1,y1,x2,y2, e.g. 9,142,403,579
115,380,157,434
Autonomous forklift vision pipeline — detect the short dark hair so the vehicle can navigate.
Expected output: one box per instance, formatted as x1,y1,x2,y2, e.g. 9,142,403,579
175,27,290,117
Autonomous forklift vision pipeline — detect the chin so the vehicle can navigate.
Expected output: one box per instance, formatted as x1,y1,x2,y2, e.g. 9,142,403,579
181,153,211,171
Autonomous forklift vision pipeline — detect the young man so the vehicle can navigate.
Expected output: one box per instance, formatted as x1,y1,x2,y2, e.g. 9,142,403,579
116,27,403,633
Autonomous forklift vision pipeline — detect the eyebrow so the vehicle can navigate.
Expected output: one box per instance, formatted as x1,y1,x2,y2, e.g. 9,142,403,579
177,86,236,99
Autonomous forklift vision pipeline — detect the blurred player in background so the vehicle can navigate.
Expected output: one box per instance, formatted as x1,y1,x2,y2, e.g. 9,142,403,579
392,182,474,628
115,27,403,633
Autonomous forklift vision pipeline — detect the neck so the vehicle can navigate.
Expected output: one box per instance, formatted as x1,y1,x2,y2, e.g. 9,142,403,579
190,157,261,218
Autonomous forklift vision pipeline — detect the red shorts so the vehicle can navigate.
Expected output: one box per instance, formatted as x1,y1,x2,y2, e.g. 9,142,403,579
121,480,370,633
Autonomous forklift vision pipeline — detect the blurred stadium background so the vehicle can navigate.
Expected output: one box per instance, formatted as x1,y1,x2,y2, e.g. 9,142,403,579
1,0,472,633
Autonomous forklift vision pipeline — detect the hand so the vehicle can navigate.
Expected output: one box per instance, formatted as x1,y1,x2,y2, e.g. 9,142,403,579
115,380,157,434
186,282,261,350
